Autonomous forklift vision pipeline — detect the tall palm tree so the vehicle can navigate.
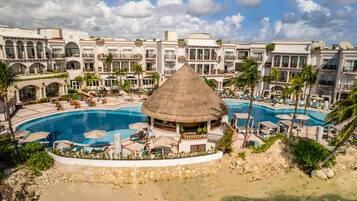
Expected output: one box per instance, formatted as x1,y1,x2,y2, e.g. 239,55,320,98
0,61,18,139
83,73,100,96
114,68,127,96
235,59,259,148
150,72,160,89
122,80,133,101
105,53,113,73
271,68,281,96
133,64,143,98
302,66,319,114
318,89,357,168
288,75,305,137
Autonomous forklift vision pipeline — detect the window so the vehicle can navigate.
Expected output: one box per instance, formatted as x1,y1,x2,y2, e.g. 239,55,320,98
299,56,307,67
122,49,132,55
204,64,210,74
146,63,154,71
323,58,338,70
273,55,281,67
340,78,355,90
211,49,217,60
190,144,206,152
343,60,357,72
252,52,262,61
84,63,94,71
70,80,80,90
291,56,298,68
165,63,175,69
280,71,288,82
108,49,118,55
112,62,120,72
319,74,334,86
122,61,129,71
197,49,203,60
238,51,248,60
189,49,196,60
197,64,203,74
282,56,289,67
204,49,210,60
146,50,155,58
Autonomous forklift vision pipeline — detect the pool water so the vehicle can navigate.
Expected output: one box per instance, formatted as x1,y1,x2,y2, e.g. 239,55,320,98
16,101,327,145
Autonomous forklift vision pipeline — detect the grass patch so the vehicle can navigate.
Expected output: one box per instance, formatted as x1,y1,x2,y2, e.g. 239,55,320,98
238,152,246,160
252,134,286,153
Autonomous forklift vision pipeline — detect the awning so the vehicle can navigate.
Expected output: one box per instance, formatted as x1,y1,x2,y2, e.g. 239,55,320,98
260,121,279,129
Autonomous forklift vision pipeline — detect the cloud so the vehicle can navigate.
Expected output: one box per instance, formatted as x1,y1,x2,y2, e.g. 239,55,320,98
116,0,154,18
259,17,270,40
236,0,261,8
157,0,183,7
187,0,223,16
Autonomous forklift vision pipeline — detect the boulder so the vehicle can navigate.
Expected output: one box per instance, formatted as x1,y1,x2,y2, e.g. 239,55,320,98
311,169,328,180
323,168,335,178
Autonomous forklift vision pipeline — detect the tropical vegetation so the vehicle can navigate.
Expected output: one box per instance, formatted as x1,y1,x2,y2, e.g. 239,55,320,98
133,64,144,98
288,75,305,137
252,134,286,153
122,80,133,101
0,61,18,139
203,77,217,91
301,65,319,114
218,129,233,154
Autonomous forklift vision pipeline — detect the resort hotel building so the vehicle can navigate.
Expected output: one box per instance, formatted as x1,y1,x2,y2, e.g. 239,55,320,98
0,25,356,107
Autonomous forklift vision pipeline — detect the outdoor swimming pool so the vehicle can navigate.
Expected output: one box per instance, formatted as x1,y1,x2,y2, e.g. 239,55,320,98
16,101,327,145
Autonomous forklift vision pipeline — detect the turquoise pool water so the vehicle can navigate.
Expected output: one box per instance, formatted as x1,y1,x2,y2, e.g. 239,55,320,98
16,101,327,145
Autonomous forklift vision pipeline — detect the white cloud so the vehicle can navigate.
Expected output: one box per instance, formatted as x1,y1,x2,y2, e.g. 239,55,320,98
259,17,270,40
116,0,154,18
274,20,283,34
157,0,183,7
187,0,222,16
295,0,330,16
236,0,261,7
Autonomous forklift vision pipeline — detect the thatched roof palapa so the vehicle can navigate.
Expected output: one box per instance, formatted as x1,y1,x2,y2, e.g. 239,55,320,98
141,64,228,123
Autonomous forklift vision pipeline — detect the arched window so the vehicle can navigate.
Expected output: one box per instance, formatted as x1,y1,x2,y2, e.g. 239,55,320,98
36,42,43,58
66,61,81,70
26,41,35,58
46,83,60,97
10,63,26,74
29,63,45,74
19,85,37,102
65,42,80,57
5,40,15,59
16,41,25,59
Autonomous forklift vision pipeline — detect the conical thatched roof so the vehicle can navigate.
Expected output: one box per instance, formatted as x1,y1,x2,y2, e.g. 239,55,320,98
141,64,228,123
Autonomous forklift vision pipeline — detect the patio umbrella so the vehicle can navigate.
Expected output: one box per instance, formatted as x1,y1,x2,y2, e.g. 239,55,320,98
23,131,49,142
150,136,175,148
15,130,30,139
84,130,107,145
275,114,293,120
296,114,310,121
129,122,148,131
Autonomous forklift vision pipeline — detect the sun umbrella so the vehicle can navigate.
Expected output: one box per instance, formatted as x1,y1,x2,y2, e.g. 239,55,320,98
84,130,106,145
129,122,148,131
296,114,310,121
23,131,49,142
276,114,293,120
15,130,30,139
149,136,175,148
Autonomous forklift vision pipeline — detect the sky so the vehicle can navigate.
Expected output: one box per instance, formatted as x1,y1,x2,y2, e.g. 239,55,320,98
0,0,356,44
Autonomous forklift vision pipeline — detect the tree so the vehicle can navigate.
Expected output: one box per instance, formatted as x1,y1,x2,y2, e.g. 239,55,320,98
318,89,357,168
114,68,127,96
133,64,144,98
203,77,217,91
105,53,113,73
271,68,281,95
0,61,18,139
235,59,260,148
301,65,319,114
122,80,133,101
150,72,160,89
83,73,100,96
288,75,305,137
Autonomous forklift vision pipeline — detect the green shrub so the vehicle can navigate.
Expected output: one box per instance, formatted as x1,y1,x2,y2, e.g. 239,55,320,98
0,169,4,180
22,142,44,157
38,97,50,103
218,129,233,154
238,152,246,160
252,134,286,153
67,89,78,94
293,139,335,170
266,43,275,51
26,151,54,172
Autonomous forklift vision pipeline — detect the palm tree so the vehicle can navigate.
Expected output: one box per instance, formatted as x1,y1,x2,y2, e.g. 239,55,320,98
83,73,100,96
203,77,217,91
235,59,259,148
0,61,18,139
302,66,319,114
105,53,113,73
318,89,357,168
150,72,160,89
122,80,133,101
133,64,143,98
288,75,305,137
271,68,281,96
114,68,127,96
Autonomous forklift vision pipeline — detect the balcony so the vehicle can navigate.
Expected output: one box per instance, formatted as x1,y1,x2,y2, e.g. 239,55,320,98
82,53,95,59
98,54,142,60
322,65,337,70
339,85,355,91
52,53,65,59
318,80,334,86
181,133,208,140
146,67,157,72
145,54,156,60
342,68,357,74
224,55,236,61
164,55,176,61
164,69,176,75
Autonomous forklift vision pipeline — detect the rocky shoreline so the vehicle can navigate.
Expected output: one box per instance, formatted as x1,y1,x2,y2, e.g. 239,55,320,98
1,140,357,201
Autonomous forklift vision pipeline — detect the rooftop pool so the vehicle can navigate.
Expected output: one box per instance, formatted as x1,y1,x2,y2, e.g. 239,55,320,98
16,100,326,145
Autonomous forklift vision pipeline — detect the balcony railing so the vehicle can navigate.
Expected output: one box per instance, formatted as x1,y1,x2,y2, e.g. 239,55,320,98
224,55,236,61
339,85,355,90
181,133,208,140
342,68,357,73
318,80,334,86
146,67,157,72
65,53,80,57
322,65,337,70
164,69,176,75
52,53,65,59
82,53,95,58
164,55,176,60
145,54,156,59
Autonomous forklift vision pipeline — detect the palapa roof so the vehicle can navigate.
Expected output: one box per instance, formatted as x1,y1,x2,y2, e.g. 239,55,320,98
141,64,228,123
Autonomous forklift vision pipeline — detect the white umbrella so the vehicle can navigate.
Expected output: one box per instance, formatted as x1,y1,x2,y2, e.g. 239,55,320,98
276,114,293,120
23,131,49,142
129,122,148,131
84,130,106,145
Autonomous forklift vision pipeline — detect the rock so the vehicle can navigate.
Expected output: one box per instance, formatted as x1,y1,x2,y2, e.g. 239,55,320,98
323,168,335,178
311,169,328,180
3,168,12,176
